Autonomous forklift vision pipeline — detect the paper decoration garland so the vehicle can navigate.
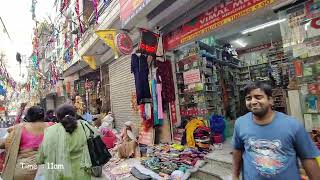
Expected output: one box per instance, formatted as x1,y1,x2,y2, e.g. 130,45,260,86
93,0,99,23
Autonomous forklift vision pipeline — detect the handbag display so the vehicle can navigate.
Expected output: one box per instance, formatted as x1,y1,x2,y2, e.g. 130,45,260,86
80,122,112,166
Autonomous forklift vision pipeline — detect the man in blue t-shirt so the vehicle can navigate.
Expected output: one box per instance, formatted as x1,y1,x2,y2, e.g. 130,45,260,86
232,81,320,180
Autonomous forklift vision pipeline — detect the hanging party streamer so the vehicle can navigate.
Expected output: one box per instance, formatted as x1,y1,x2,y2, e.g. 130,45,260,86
75,0,84,33
0,84,6,96
31,0,37,20
93,0,99,23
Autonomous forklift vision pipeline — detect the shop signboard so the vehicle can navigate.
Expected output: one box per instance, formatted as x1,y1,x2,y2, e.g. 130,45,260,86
119,0,151,27
0,107,5,112
138,28,160,56
306,0,320,19
164,0,275,50
183,69,201,84
115,32,133,55
239,41,282,54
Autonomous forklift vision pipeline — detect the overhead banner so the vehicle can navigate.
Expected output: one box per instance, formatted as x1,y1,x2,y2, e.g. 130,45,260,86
82,55,97,70
95,29,119,59
163,0,275,50
120,0,151,27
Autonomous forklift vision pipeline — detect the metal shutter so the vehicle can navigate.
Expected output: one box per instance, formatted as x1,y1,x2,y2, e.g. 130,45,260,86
109,55,140,131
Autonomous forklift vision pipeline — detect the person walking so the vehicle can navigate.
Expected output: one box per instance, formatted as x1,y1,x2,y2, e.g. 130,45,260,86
1,106,53,180
44,110,57,122
232,81,320,180
37,104,96,180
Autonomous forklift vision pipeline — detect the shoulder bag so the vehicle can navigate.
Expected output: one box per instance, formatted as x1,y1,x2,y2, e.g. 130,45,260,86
80,122,112,176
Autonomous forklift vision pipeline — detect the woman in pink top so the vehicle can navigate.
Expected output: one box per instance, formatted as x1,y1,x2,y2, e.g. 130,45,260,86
0,106,53,180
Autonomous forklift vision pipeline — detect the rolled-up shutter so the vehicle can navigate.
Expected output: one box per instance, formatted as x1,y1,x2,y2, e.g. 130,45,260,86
109,55,140,131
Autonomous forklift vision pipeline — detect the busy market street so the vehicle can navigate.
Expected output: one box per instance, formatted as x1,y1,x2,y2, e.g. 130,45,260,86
0,0,320,180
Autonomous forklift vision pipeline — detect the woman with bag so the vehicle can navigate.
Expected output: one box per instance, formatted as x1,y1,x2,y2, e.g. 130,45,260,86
36,104,97,180
0,106,53,180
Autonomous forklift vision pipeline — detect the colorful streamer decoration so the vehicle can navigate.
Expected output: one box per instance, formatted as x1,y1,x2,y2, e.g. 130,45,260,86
0,84,6,96
75,0,84,34
93,0,99,23
31,0,37,20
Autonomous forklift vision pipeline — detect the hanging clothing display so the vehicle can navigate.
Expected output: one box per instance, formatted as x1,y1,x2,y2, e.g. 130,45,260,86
131,54,152,105
157,80,164,120
156,60,175,103
151,79,162,126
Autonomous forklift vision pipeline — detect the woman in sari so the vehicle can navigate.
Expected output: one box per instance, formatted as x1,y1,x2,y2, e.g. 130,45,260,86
37,104,96,180
117,121,140,158
1,106,53,180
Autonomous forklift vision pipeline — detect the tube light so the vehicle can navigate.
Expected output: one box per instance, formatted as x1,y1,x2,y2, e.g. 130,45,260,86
233,39,247,47
241,19,287,34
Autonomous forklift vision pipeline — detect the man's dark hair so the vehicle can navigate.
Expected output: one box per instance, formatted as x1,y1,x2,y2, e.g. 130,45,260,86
46,109,54,115
244,81,273,98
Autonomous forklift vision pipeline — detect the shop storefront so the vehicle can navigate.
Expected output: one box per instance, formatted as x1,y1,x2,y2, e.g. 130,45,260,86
163,0,280,142
74,70,102,115
162,0,320,144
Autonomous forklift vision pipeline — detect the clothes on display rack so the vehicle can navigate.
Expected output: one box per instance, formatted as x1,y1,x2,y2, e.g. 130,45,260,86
156,60,176,103
151,79,161,126
131,54,152,105
157,79,164,120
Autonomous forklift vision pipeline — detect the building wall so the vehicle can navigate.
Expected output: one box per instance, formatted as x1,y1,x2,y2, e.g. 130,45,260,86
46,96,55,111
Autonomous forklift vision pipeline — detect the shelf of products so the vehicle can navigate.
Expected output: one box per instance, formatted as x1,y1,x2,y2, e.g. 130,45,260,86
238,43,290,89
272,89,287,113
175,42,241,124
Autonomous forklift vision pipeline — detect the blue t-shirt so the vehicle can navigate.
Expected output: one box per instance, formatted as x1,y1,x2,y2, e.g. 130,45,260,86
232,111,320,180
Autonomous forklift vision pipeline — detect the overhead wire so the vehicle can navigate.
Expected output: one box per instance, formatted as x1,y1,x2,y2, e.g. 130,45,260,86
0,16,12,41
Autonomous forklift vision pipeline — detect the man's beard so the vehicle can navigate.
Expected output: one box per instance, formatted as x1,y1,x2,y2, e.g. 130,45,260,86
251,107,269,118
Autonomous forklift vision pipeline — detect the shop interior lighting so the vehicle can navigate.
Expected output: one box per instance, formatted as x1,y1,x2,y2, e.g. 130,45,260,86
233,39,247,48
241,19,287,34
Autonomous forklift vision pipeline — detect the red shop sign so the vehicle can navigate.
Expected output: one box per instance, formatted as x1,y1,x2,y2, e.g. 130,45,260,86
138,28,160,56
0,107,5,111
163,0,275,50
116,32,133,55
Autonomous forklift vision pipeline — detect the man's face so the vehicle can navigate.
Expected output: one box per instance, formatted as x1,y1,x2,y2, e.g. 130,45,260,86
245,88,273,118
